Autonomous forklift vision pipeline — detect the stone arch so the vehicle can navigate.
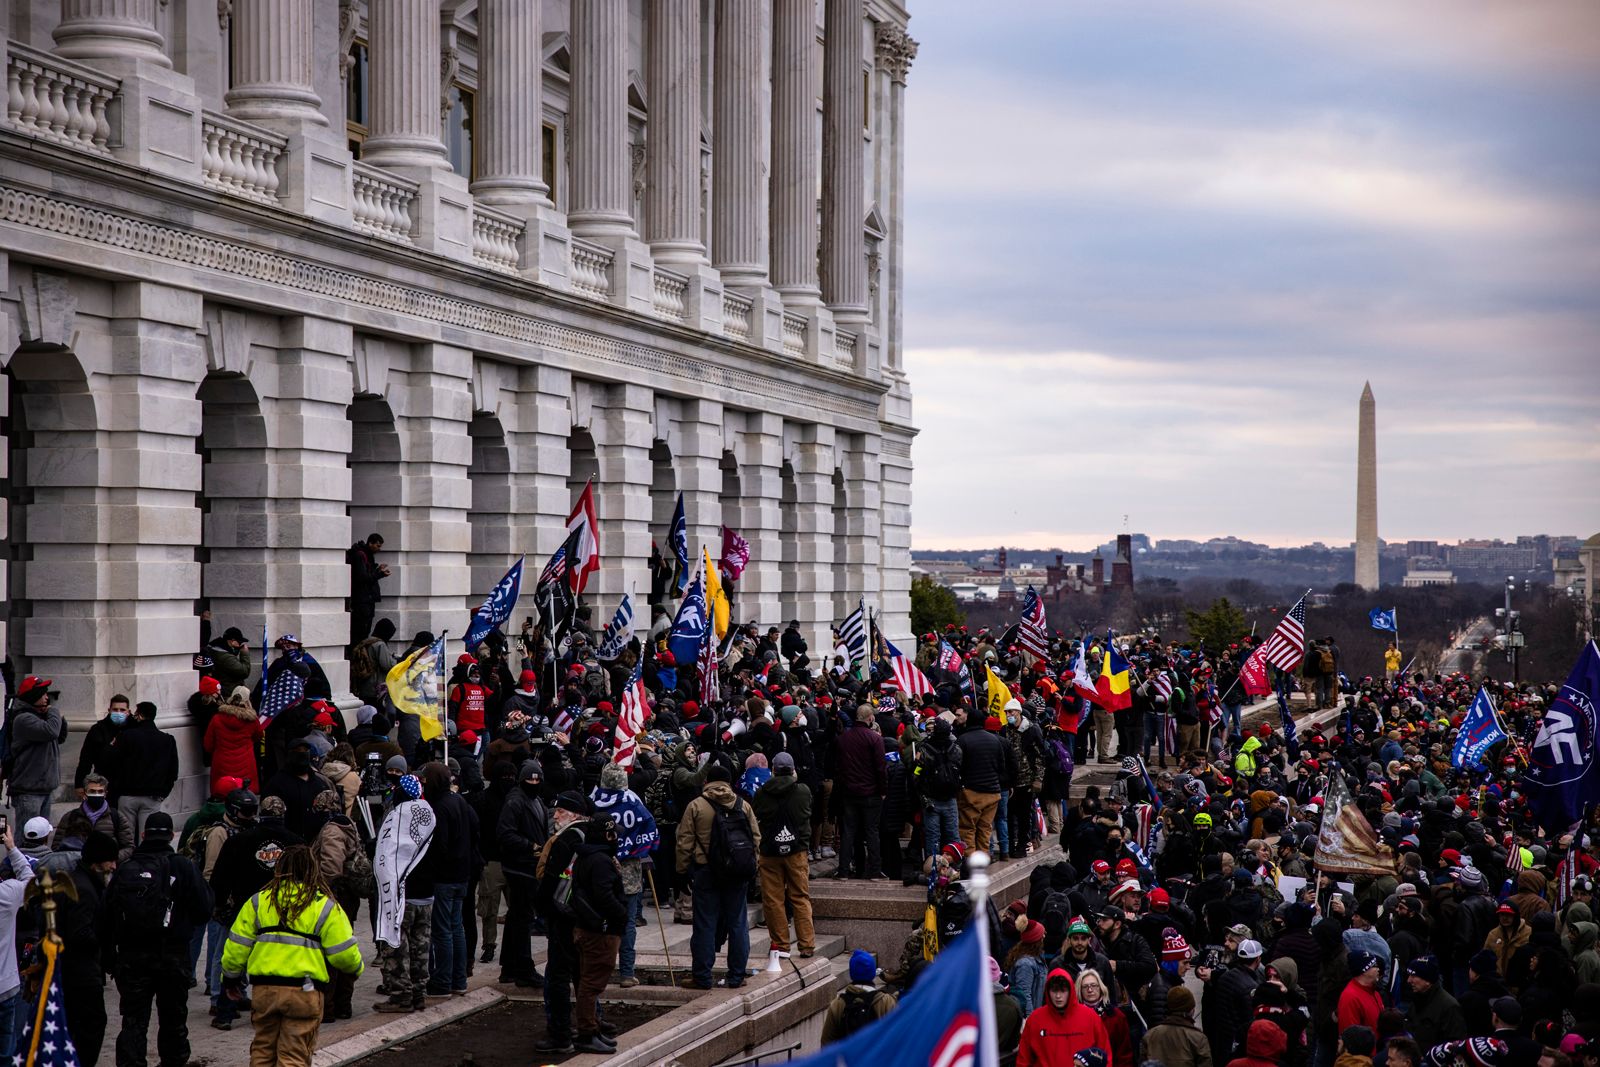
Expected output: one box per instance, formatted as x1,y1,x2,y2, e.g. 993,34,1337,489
648,438,678,605
468,412,513,608
347,394,402,642
196,370,270,635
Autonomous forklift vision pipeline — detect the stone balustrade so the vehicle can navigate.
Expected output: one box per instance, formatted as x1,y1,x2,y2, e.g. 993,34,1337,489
350,161,418,243
782,311,807,357
570,238,614,299
4,41,118,155
471,204,523,274
200,111,286,205
651,267,688,324
834,329,857,369
722,291,754,342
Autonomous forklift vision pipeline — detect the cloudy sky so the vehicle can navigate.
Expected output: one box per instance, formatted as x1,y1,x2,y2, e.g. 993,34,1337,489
902,2,1600,550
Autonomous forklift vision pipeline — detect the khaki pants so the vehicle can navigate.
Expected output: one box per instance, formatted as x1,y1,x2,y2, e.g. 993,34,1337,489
573,929,620,1037
249,985,323,1067
1093,708,1117,760
758,852,815,954
476,860,506,950
1044,799,1063,835
957,789,1000,854
1177,722,1200,758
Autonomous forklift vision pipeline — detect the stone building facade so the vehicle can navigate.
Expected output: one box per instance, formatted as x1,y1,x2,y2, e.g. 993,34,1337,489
0,0,917,804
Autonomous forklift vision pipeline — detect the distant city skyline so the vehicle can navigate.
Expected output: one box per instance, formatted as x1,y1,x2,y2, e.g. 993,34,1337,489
904,3,1600,547
913,531,1585,554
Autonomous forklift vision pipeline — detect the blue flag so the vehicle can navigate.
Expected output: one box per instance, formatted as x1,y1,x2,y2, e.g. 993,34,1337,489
667,572,708,668
668,492,689,595
782,915,998,1067
1369,607,1397,633
1526,641,1600,831
595,592,635,662
1451,687,1507,771
464,556,524,653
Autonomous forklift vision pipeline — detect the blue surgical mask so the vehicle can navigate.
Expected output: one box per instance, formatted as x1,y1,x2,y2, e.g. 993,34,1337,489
108,711,128,725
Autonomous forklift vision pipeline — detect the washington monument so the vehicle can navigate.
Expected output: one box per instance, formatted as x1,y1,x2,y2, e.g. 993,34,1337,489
1355,382,1379,591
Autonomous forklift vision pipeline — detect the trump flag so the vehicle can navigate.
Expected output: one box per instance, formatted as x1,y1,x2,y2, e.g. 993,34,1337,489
1450,687,1506,771
464,556,524,653
1526,640,1600,832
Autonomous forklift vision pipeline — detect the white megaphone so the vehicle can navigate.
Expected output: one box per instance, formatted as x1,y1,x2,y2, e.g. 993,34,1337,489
766,949,786,973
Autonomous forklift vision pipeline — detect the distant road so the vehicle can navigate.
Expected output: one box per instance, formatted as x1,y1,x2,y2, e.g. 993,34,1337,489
1437,616,1494,676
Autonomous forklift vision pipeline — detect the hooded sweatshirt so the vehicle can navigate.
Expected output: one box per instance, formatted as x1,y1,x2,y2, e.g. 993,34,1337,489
1568,920,1600,985
1234,736,1263,778
1225,1019,1290,1067
203,692,261,794
1017,968,1111,1067
1507,870,1551,924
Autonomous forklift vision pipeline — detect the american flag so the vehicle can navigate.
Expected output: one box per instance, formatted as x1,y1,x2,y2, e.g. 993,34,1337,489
260,660,304,724
1505,835,1525,876
1134,803,1155,852
1554,855,1577,909
838,599,868,667
937,639,975,703
17,951,79,1066
886,639,935,698
697,624,721,706
1151,669,1174,701
1260,594,1309,672
1017,586,1049,663
1162,711,1178,758
612,661,650,769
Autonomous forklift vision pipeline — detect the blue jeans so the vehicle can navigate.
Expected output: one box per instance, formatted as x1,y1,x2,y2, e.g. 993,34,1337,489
1224,701,1243,738
617,891,644,979
994,790,1010,855
689,865,749,987
923,798,959,857
10,793,51,827
205,919,227,1003
430,882,469,992
0,991,18,1060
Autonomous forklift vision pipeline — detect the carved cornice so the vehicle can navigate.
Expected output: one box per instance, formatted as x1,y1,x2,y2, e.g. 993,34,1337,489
874,25,918,85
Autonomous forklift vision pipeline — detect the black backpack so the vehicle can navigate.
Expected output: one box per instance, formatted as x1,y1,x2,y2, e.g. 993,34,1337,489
707,797,758,885
642,771,679,824
838,988,880,1037
1040,888,1074,941
109,851,174,939
921,744,960,798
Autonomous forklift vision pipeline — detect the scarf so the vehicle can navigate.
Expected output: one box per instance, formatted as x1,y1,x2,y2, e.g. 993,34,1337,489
374,798,435,948
588,786,659,861
81,798,109,822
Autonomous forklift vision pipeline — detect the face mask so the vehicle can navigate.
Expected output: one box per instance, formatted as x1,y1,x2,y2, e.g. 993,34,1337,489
521,781,542,796
287,752,312,773
108,712,128,725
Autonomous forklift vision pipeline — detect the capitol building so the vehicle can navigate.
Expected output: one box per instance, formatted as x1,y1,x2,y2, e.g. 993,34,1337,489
0,0,916,789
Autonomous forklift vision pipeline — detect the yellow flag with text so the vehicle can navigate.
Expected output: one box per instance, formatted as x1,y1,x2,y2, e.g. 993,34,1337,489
386,635,446,741
704,546,729,641
985,663,1013,724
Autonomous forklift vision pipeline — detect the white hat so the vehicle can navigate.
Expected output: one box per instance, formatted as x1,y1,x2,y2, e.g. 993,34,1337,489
22,817,53,843
1236,939,1264,960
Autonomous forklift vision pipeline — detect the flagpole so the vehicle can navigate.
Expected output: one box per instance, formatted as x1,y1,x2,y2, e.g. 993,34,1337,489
439,629,450,765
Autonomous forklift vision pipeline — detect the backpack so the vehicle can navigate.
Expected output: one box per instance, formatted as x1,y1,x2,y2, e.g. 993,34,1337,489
642,770,679,824
921,744,961,798
350,639,377,684
1040,887,1074,940
1317,649,1336,673
838,989,880,1038
108,851,174,938
707,797,758,886
179,819,224,864
1046,739,1074,778
333,824,374,898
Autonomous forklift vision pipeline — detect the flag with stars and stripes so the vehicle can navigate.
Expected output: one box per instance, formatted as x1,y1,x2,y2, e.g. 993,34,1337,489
697,624,721,706
260,658,304,724
1151,670,1173,702
1016,586,1049,664
886,639,934,698
1261,593,1310,672
18,950,79,1067
613,660,650,769
838,599,868,668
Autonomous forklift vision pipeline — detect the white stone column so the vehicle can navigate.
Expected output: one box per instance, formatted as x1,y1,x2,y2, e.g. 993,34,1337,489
789,426,837,655
591,384,654,613
821,0,867,325
677,399,725,561
224,0,324,125
771,0,835,361
875,430,910,641
569,0,654,311
875,23,916,377
361,0,472,259
714,0,784,350
54,0,202,182
471,0,572,288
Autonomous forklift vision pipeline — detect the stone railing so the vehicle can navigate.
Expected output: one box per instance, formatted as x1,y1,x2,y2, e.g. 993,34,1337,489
570,239,613,299
781,311,807,357
834,329,857,369
4,42,118,155
350,161,417,243
721,291,753,342
200,111,285,205
471,205,523,274
652,267,688,324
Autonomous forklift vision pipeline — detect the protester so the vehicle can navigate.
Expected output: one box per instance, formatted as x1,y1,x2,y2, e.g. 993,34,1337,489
109,700,181,839
1017,969,1112,1067
676,765,759,991
753,751,814,959
820,950,896,1043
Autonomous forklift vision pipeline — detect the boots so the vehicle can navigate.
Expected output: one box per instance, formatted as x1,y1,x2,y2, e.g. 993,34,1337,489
333,970,356,1020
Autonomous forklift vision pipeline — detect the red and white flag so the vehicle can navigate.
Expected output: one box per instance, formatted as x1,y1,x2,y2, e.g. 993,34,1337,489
613,660,650,769
887,639,934,698
566,478,600,594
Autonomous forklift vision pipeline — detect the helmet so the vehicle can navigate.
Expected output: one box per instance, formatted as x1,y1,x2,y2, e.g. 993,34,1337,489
224,788,259,823
1193,812,1213,829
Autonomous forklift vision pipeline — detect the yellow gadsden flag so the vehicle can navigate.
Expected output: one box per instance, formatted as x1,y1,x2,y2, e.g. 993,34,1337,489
386,635,446,741
985,663,1013,724
704,546,729,641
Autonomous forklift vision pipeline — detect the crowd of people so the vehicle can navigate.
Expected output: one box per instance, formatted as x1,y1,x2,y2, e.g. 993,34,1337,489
0,606,1596,1067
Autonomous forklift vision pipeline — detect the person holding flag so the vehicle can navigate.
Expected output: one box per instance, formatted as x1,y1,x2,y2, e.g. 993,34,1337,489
386,634,447,765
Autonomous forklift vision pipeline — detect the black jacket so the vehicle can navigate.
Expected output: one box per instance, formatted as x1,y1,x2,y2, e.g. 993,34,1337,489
751,774,811,857
208,819,304,918
536,819,593,918
572,838,629,935
261,769,333,840
1210,962,1264,1060
425,791,480,884
470,779,515,864
347,542,383,605
108,718,180,798
73,716,124,791
101,841,212,976
915,734,963,802
956,729,1009,794
497,785,550,878
30,863,105,988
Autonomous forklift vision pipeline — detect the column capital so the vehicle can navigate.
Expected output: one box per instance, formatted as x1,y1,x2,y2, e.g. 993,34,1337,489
873,24,918,86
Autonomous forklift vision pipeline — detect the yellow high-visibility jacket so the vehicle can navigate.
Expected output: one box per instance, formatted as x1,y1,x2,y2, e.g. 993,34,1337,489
222,887,363,985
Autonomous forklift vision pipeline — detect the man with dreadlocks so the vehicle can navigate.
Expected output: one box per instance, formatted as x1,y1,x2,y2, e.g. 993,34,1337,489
221,843,364,1067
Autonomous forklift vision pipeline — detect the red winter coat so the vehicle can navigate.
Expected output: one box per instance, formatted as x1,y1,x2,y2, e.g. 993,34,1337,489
203,697,261,794
1018,969,1112,1067
1225,1019,1289,1067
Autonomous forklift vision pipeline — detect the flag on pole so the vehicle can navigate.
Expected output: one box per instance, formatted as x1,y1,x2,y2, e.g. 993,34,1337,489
613,660,650,769
1238,642,1273,698
702,546,729,641
1071,637,1101,705
1313,769,1396,876
386,635,447,742
668,492,689,595
719,526,750,580
1526,640,1600,832
667,569,709,669
21,937,79,1067
565,478,600,594
464,556,524,653
1504,834,1527,877
1096,636,1133,712
887,639,935,698
1369,607,1397,633
838,599,868,668
1135,803,1155,851
1162,711,1178,757
1554,854,1579,910
777,917,999,1067
984,664,1013,723
1451,687,1508,770
698,623,721,706
260,659,305,724
937,639,976,706
535,527,583,652
1260,594,1310,672
1016,586,1049,664
595,592,635,662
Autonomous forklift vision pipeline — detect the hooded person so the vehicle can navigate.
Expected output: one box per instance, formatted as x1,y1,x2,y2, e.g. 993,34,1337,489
589,762,659,988
372,774,436,1012
820,949,897,1043
203,685,262,796
1017,968,1112,1067
1140,984,1209,1067
1226,1019,1290,1067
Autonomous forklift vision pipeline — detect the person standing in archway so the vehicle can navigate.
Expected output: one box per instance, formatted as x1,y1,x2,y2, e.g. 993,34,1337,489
347,532,390,651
